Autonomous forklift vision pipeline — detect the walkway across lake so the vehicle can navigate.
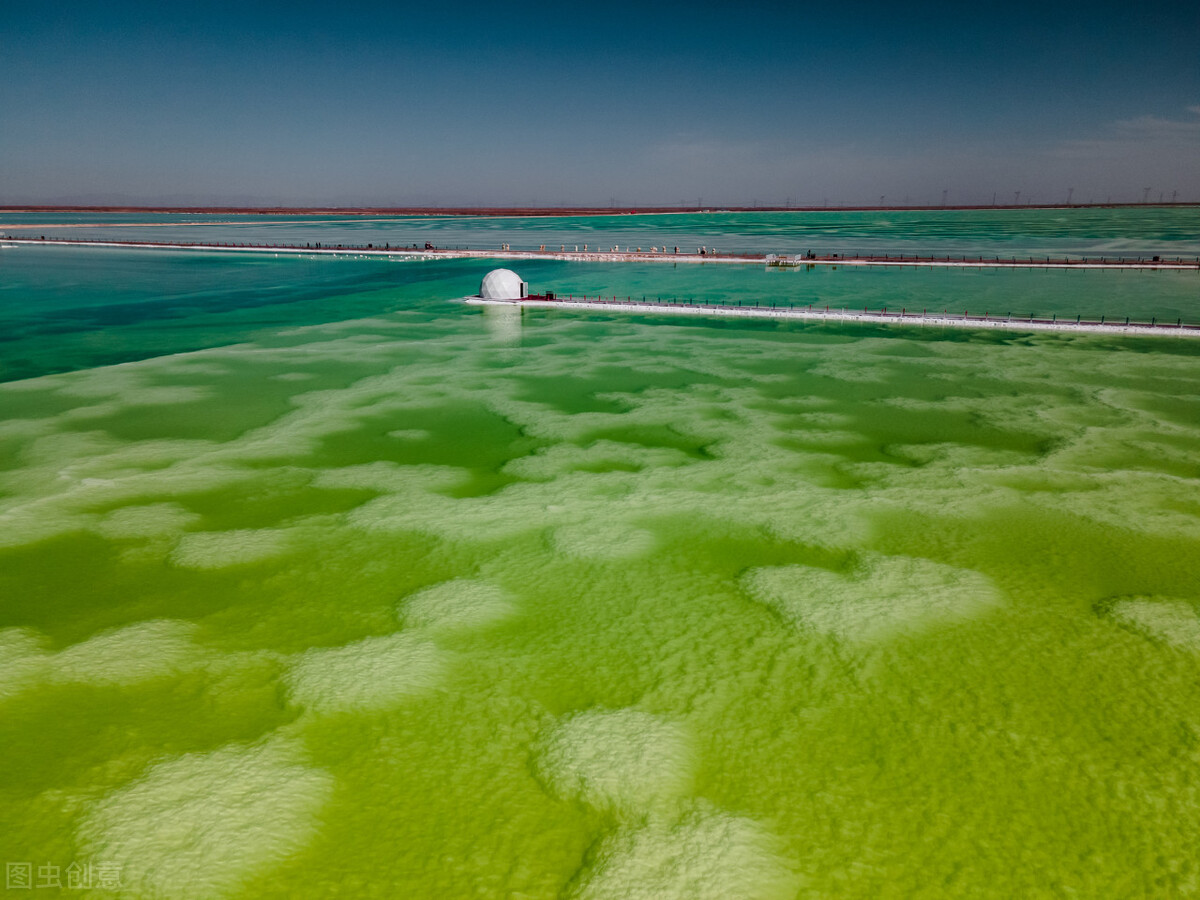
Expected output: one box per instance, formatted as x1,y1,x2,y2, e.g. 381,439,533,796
6,235,1197,337
466,295,1200,338
3,236,1199,270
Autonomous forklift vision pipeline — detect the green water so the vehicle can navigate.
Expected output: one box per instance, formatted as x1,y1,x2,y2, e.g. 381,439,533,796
2,213,1200,897
4,205,1200,256
2,246,1197,383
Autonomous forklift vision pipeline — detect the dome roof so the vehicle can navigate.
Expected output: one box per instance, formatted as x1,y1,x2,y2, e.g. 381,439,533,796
479,269,527,300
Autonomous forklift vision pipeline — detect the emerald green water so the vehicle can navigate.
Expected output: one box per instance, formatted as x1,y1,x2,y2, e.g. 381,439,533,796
4,205,1200,256
2,213,1200,897
2,245,1197,382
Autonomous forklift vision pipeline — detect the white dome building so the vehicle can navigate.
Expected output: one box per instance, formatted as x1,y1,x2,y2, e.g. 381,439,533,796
479,269,528,301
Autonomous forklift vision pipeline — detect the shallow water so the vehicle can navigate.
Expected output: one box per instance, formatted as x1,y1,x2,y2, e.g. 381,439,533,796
2,212,1200,897
4,205,1200,257
2,245,1197,383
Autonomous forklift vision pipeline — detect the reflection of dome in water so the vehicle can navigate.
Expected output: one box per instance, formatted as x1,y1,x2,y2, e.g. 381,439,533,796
479,269,528,300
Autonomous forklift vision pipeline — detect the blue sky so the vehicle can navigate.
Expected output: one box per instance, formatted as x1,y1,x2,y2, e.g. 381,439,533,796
2,1,1198,206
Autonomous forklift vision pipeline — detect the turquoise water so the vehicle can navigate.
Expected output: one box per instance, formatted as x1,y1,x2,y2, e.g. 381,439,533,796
2,245,1197,383
4,206,1200,257
2,210,1200,897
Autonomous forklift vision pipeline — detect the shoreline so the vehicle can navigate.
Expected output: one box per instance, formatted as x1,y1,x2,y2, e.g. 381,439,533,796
466,297,1200,339
3,237,1198,271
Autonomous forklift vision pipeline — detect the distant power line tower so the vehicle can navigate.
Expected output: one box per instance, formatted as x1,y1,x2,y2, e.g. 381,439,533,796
941,189,948,207
1066,187,1074,205
1014,191,1020,205
1142,187,1152,203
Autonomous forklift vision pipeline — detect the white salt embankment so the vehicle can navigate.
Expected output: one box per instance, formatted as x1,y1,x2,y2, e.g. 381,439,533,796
2,237,1199,270
465,296,1200,338
5,236,1197,336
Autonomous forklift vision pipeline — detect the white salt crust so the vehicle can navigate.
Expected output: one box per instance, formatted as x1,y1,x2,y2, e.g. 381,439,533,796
78,740,333,900
95,503,201,540
170,528,293,569
743,554,1002,643
2,323,1197,561
0,620,200,699
1110,597,1200,653
399,579,514,631
536,709,694,814
573,809,800,900
284,632,445,712
552,523,658,560
52,620,200,685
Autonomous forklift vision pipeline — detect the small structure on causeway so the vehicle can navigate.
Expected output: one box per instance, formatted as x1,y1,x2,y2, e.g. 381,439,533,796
478,269,528,301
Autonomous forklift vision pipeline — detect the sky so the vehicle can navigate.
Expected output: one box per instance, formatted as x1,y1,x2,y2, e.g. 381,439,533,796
1,0,1198,207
